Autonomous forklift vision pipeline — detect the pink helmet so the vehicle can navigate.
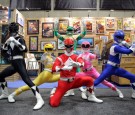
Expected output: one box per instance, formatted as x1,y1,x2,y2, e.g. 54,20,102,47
81,41,90,48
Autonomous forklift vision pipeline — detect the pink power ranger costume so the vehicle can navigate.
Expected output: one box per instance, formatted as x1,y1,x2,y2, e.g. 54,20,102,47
75,41,123,99
49,38,103,107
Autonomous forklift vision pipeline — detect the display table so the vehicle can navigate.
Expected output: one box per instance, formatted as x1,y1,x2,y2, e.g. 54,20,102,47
111,56,135,85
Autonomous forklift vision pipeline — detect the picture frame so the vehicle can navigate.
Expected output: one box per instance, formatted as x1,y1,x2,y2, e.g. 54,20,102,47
106,18,115,30
40,41,56,51
85,19,93,33
42,22,54,38
29,36,38,51
96,19,105,34
27,20,39,34
123,18,132,31
57,39,65,50
117,18,123,30
72,18,81,34
18,25,24,36
58,19,69,34
16,13,25,27
77,37,94,48
100,35,109,43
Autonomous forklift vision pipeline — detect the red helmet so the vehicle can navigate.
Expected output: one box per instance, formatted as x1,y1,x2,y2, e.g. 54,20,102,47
64,38,74,47
64,38,74,54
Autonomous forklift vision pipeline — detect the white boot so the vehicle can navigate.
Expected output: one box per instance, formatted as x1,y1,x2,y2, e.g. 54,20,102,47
8,92,16,103
79,87,86,92
31,86,44,110
50,88,56,96
131,89,135,99
64,89,75,97
87,92,103,103
0,82,9,99
116,88,124,98
81,90,87,100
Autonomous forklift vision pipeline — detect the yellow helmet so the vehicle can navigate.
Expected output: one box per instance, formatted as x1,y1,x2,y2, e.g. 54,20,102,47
44,43,54,53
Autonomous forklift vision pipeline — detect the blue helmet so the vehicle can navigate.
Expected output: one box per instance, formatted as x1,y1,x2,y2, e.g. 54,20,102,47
113,30,125,43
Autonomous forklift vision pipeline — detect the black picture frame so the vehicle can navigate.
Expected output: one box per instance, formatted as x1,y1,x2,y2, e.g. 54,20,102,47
42,22,54,38
29,36,38,51
27,20,39,34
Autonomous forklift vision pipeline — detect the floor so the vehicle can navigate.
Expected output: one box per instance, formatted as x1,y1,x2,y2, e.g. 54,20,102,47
0,88,135,115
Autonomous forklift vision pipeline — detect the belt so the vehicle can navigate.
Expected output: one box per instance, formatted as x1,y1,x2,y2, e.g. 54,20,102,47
83,66,93,72
60,77,75,82
44,68,52,72
11,56,23,60
107,61,119,67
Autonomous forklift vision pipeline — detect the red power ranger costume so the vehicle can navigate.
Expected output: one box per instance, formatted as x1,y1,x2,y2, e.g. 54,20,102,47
50,38,103,107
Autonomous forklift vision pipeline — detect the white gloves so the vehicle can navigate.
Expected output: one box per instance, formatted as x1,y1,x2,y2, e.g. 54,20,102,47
61,65,73,70
121,41,130,48
129,43,135,53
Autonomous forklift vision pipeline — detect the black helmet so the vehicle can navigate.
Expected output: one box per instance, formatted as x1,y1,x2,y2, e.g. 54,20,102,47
8,22,19,33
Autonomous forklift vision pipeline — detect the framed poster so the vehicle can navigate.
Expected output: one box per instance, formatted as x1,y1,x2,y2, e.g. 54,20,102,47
40,41,56,51
57,39,64,50
85,19,93,33
123,18,132,31
106,18,115,30
77,37,94,48
16,13,25,27
18,25,24,36
117,18,123,30
29,36,38,51
42,22,54,38
96,19,105,34
27,20,39,34
100,35,109,43
72,18,81,34
58,19,69,34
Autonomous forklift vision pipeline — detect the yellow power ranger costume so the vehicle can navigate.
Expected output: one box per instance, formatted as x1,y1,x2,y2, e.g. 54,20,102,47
8,43,60,102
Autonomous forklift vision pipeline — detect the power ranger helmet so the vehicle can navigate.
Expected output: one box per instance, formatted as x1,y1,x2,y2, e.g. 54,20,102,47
64,38,74,53
44,43,54,53
113,30,125,43
66,26,74,36
8,22,19,33
81,41,90,53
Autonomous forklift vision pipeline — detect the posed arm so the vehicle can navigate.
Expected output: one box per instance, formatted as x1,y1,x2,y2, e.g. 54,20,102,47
15,38,27,52
54,29,64,41
114,45,133,54
76,24,86,41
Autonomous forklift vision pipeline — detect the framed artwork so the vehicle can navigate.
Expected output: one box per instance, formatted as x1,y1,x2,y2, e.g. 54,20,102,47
29,36,38,51
109,32,115,39
85,19,93,33
77,37,94,48
42,22,54,38
124,33,131,42
72,18,81,34
16,13,25,27
18,25,24,36
106,18,115,30
117,18,123,30
27,20,39,34
40,41,56,51
100,35,109,43
57,39,65,50
58,19,69,34
123,18,132,31
96,19,105,34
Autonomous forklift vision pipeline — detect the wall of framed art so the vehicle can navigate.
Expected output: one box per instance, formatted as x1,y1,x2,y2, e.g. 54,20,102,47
23,17,135,58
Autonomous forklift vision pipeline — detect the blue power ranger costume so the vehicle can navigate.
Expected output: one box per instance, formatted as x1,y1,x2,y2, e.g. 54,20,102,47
94,30,135,98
